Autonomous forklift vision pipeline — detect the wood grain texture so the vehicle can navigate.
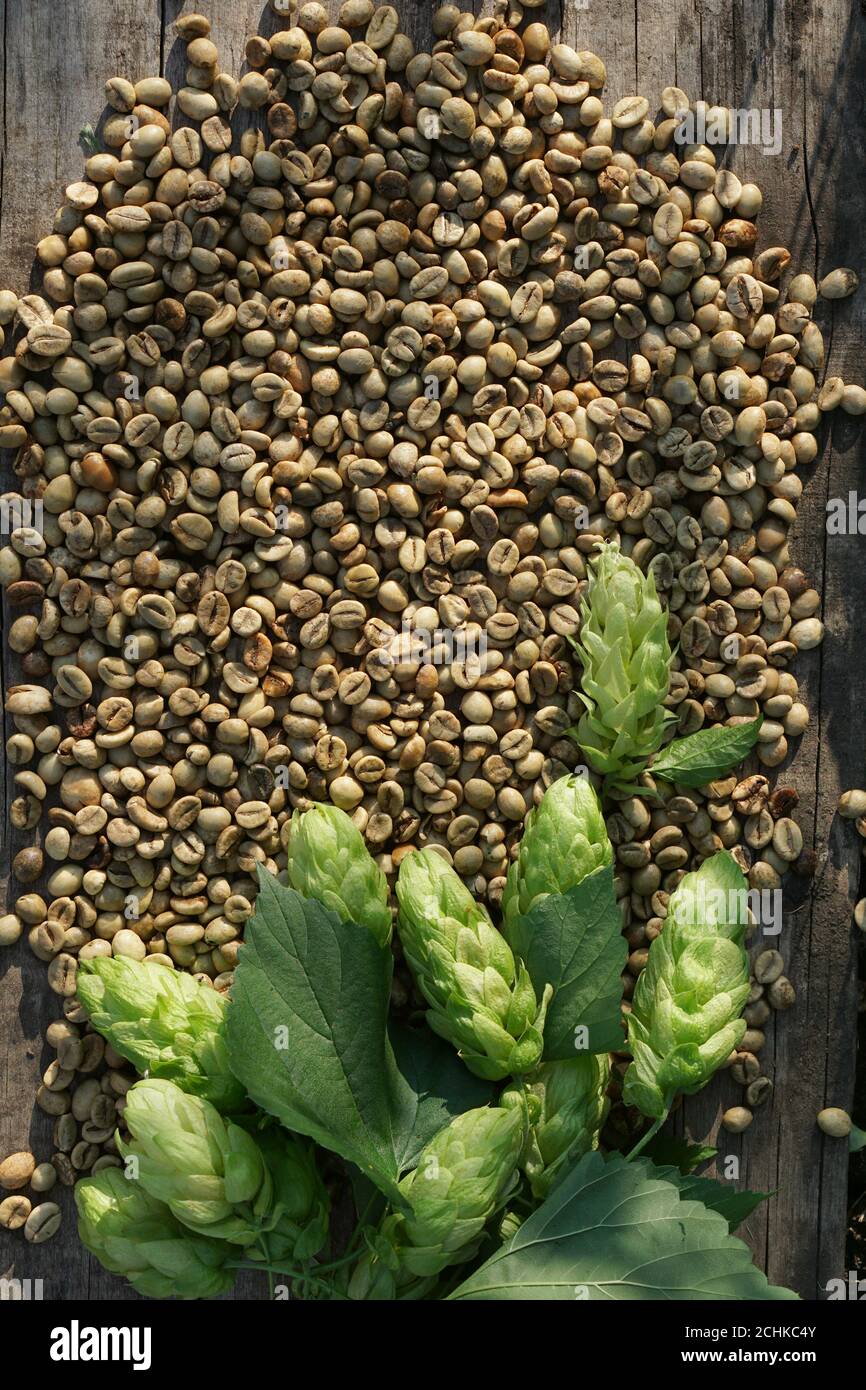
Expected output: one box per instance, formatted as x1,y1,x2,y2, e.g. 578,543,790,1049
627,0,864,1301
0,0,862,1302
0,0,163,1304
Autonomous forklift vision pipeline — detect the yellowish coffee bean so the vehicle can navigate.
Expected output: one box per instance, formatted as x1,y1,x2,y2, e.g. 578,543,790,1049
817,1107,852,1138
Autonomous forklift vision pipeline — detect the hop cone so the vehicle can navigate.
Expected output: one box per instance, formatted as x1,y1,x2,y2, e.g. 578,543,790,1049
570,544,674,787
502,1054,610,1199
75,1167,235,1299
396,849,551,1081
623,852,750,1119
500,775,612,937
344,1215,438,1302
77,957,246,1113
286,804,392,946
497,1208,525,1242
118,1079,274,1246
395,1106,523,1277
345,1226,401,1301
253,1129,330,1263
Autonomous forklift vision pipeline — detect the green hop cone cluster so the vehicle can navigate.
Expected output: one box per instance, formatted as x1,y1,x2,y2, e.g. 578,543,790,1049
396,848,551,1080
77,958,246,1113
253,1128,330,1263
345,1224,406,1302
345,1108,522,1300
623,852,750,1120
570,544,674,788
395,1106,523,1278
285,803,392,946
118,1079,275,1247
75,1167,236,1299
500,774,612,936
502,1054,610,1200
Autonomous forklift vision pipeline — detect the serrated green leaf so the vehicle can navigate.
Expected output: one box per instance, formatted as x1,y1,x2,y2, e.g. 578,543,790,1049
226,873,488,1201
449,1152,797,1301
227,873,402,1197
655,1165,771,1231
504,864,626,1058
643,1134,717,1174
650,717,763,787
387,1021,493,1173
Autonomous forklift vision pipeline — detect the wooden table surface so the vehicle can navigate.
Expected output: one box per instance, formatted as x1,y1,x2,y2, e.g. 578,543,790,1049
0,0,863,1301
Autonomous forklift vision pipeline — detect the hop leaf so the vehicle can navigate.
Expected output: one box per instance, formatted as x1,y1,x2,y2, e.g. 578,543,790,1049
500,775,612,936
394,1106,524,1277
118,1079,274,1247
570,544,674,789
502,1054,610,1199
623,852,750,1119
75,1168,235,1300
77,958,246,1112
396,849,551,1080
286,804,392,946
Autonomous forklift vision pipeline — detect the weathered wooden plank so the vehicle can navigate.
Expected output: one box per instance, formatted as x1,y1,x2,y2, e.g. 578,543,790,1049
562,0,637,102
622,0,863,1300
0,0,273,1303
0,0,171,1303
546,0,862,1299
0,0,409,1307
658,0,797,1290
757,0,864,1298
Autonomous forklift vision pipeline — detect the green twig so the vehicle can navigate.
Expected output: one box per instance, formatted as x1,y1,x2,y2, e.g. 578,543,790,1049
624,1107,670,1162
345,1190,380,1256
258,1237,275,1300
309,1245,371,1277
228,1257,350,1300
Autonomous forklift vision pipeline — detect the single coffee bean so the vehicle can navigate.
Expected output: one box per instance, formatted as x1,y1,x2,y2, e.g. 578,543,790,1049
0,1150,35,1190
721,1106,753,1133
24,1201,62,1243
817,1107,852,1137
0,1195,32,1229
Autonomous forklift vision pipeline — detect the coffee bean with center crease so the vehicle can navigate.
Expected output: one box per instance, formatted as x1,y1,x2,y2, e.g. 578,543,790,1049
24,1202,62,1243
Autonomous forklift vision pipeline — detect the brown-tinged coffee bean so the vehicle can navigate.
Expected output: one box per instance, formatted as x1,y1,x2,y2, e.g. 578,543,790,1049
818,268,859,300
0,1150,35,1190
767,976,796,1010
721,1106,753,1133
52,1152,76,1186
